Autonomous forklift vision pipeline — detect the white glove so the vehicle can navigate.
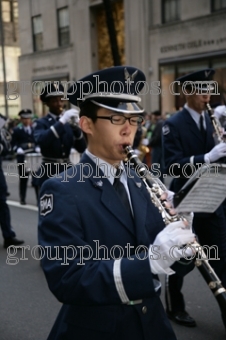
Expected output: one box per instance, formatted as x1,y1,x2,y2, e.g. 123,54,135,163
59,108,80,125
214,105,226,120
179,212,194,230
17,147,24,155
142,138,149,146
166,190,174,204
35,146,41,153
149,221,195,275
204,143,226,163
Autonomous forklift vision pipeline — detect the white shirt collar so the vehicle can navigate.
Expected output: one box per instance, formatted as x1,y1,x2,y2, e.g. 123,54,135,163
85,149,127,185
24,126,31,133
85,149,133,214
184,103,206,129
48,112,58,120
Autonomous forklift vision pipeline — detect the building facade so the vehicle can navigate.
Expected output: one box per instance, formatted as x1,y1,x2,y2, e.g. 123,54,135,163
0,0,20,118
17,0,226,116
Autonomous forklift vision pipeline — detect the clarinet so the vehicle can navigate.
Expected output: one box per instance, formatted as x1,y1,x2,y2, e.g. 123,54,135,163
124,145,226,328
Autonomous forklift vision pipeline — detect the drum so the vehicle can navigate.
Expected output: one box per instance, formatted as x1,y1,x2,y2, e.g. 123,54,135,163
24,153,42,173
69,148,81,164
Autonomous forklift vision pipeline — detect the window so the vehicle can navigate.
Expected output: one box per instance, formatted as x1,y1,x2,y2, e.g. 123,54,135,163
212,58,226,104
162,0,180,24
160,61,209,114
211,0,226,11
57,7,70,46
13,1,18,21
32,15,43,51
2,0,18,23
2,1,10,22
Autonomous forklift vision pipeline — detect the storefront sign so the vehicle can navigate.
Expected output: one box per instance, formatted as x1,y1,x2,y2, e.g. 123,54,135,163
160,37,226,53
32,65,68,73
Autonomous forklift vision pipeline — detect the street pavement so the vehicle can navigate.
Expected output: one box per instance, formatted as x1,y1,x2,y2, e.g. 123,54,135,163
0,159,226,340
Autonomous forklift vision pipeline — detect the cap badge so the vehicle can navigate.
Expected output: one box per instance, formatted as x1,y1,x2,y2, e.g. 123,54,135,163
162,125,170,135
124,68,138,82
205,70,211,78
96,180,103,187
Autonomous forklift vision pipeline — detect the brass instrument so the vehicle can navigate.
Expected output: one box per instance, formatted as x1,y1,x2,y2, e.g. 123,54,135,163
124,145,226,329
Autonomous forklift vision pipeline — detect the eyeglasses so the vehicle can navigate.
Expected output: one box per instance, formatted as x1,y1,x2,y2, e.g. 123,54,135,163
96,115,144,126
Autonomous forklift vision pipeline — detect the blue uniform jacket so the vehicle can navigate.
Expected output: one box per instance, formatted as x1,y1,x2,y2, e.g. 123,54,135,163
38,153,177,340
163,107,226,258
163,107,215,191
33,113,86,158
33,114,86,187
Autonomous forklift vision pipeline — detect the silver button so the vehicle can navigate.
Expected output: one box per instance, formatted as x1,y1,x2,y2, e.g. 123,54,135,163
142,306,147,314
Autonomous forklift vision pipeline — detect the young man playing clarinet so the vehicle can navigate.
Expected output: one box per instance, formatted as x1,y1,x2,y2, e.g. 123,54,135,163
38,66,195,340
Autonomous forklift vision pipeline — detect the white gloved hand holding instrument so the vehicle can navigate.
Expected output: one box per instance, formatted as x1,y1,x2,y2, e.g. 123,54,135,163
148,190,195,275
59,108,80,125
204,143,226,163
149,220,195,275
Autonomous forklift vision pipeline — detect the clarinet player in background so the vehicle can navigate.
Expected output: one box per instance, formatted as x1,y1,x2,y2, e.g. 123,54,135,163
33,83,87,191
163,69,226,328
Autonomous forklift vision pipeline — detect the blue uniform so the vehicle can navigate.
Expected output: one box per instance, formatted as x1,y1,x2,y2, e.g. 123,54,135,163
11,125,38,203
33,113,86,188
163,108,215,191
38,153,177,340
12,125,36,161
163,107,226,313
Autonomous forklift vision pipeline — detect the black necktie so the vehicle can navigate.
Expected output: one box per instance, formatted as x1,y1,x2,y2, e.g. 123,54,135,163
200,115,206,139
113,168,132,217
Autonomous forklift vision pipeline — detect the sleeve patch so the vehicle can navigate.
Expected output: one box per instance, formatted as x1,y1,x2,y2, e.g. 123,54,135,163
162,125,170,135
40,194,53,216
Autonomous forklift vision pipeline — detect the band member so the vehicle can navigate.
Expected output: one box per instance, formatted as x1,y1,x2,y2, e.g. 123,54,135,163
163,69,226,327
38,66,195,340
0,114,24,248
33,83,87,190
148,110,164,182
11,109,40,205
